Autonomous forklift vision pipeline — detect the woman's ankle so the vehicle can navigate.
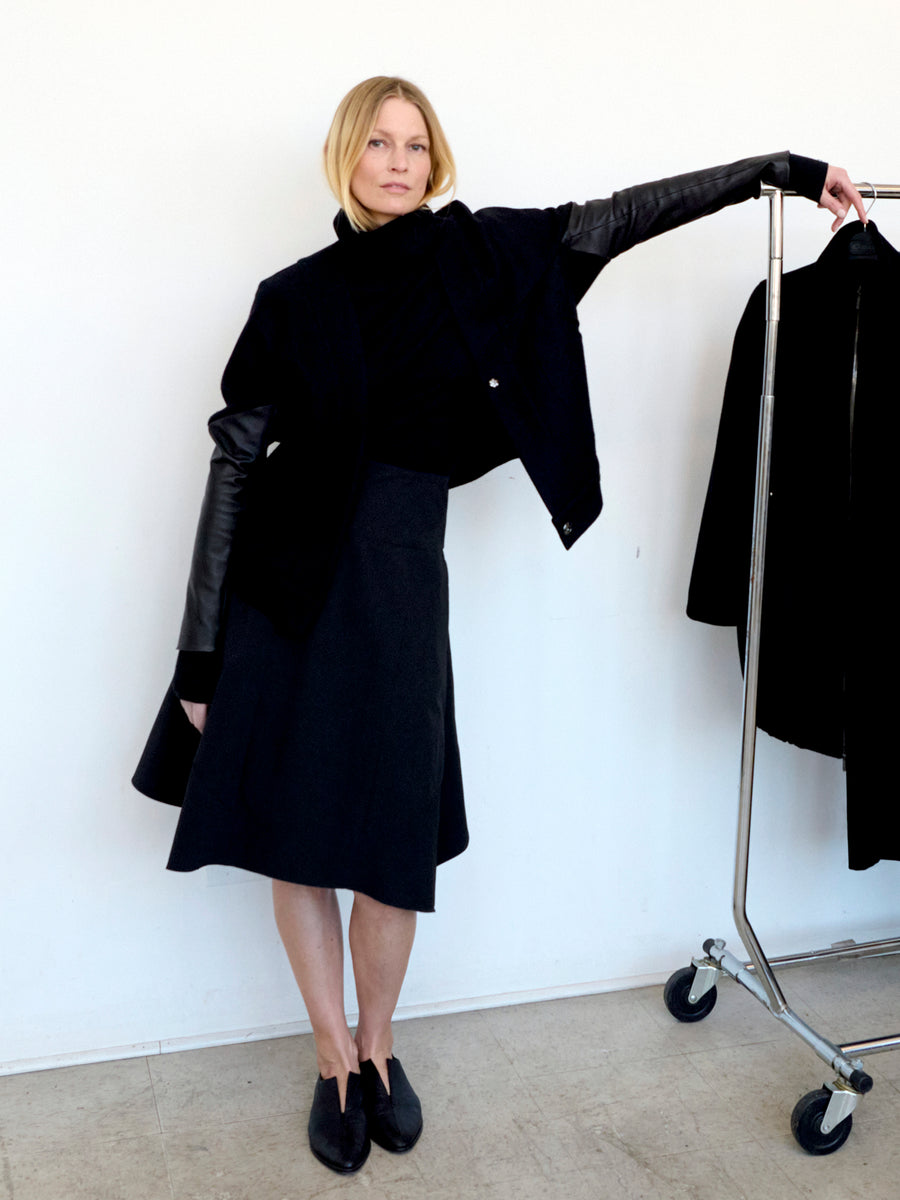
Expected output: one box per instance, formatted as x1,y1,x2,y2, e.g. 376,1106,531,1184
354,1035,393,1091
316,1038,360,1110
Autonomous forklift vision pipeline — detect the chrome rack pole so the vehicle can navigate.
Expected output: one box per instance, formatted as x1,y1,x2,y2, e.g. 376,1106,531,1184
676,183,900,1137
733,180,900,1005
731,187,787,1012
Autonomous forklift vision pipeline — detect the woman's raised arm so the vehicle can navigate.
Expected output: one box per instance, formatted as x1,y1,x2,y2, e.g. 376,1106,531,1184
562,153,865,267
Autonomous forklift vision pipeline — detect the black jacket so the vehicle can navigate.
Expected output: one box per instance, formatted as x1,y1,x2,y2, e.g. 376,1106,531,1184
175,152,826,700
688,220,900,869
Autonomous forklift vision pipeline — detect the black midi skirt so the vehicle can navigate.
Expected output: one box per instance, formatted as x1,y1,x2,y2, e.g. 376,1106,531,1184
138,462,468,912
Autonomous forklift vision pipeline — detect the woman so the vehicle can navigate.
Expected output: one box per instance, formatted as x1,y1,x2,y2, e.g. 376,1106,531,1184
134,76,865,1174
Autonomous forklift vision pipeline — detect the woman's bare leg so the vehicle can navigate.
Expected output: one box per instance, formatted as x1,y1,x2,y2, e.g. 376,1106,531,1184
349,891,417,1092
272,881,358,1109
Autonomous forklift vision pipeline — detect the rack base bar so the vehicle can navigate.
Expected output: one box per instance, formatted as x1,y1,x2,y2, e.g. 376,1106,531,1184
741,935,900,973
840,1036,900,1058
697,940,872,1091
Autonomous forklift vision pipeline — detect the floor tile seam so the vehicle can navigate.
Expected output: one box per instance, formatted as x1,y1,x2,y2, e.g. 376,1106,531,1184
577,1150,696,1200
677,1050,779,1111
640,1130,786,1170
377,1153,428,1187
568,1126,698,1193
144,1054,166,1137
732,1134,819,1196
504,1056,534,1097
460,1155,581,1190
568,1161,629,1192
684,1053,850,1103
641,1049,771,1125
156,1108,311,1138
151,1111,179,1200
680,1033,808,1064
503,1115,587,1177
526,1161,589,1184
721,1032,814,1051
0,1129,177,1162
512,1045,703,1088
553,1115,633,1156
142,1060,176,1200
605,1115,763,1162
0,1132,14,1200
472,1007,519,1070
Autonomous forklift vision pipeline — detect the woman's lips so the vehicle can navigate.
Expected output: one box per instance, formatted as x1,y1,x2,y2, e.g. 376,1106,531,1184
381,183,410,192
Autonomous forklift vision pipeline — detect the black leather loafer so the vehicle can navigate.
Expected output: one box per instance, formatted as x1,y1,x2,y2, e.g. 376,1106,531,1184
359,1057,423,1153
307,1071,370,1174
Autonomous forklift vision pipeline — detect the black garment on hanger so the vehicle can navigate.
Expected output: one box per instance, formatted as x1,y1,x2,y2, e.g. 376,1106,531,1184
688,221,900,870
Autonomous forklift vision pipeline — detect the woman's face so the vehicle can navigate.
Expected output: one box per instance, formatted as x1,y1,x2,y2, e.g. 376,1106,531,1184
350,97,431,227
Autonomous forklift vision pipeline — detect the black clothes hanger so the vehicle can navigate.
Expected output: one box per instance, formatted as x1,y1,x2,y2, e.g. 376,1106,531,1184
843,183,880,261
847,220,880,261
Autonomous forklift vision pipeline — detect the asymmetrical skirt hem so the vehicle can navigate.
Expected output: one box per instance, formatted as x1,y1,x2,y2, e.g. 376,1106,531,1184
136,462,468,915
164,832,470,914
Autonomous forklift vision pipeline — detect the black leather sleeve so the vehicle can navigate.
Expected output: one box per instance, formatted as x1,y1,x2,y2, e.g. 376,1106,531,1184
172,284,288,700
561,152,826,271
176,403,278,657
172,402,277,703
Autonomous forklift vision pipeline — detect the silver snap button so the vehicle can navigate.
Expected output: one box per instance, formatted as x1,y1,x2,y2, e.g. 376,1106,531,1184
562,522,573,536
488,377,499,388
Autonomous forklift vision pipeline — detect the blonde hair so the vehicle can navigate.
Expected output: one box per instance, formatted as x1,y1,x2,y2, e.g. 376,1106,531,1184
324,76,456,232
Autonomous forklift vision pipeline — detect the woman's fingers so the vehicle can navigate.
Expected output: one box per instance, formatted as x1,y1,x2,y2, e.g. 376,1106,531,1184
180,699,208,734
819,166,867,232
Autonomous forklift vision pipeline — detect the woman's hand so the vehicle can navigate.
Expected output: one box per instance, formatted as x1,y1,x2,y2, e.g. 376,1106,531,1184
180,699,208,734
819,167,867,232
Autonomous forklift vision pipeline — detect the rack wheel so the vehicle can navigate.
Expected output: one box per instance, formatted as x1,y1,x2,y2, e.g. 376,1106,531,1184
791,1088,853,1155
663,966,718,1023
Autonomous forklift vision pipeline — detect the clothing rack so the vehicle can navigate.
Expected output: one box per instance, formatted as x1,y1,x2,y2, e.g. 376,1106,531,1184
663,183,900,1153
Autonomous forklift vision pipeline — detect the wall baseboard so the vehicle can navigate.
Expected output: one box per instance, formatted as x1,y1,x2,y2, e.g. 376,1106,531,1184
0,970,667,1077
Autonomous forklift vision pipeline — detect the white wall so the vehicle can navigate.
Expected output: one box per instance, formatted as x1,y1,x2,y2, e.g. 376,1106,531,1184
3,0,899,1071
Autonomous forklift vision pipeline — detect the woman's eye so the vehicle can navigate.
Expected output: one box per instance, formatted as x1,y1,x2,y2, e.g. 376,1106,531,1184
369,139,384,149
410,144,428,153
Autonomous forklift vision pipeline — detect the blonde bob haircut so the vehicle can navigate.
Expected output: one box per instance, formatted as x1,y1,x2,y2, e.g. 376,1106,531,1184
324,76,456,232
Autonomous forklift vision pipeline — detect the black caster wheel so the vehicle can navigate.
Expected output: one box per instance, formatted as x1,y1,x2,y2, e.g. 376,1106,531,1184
791,1088,853,1155
663,965,718,1023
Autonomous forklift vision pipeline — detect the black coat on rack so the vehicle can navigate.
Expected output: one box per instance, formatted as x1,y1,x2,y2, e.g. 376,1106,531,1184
688,221,900,870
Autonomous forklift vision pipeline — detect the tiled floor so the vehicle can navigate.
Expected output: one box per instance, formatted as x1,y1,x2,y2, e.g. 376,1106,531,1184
2,955,899,1199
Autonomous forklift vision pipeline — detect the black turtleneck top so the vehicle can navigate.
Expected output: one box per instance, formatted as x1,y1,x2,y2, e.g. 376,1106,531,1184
337,207,500,476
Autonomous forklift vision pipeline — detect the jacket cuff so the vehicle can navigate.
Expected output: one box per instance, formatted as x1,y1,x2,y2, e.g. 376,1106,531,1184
172,650,222,703
788,154,828,202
